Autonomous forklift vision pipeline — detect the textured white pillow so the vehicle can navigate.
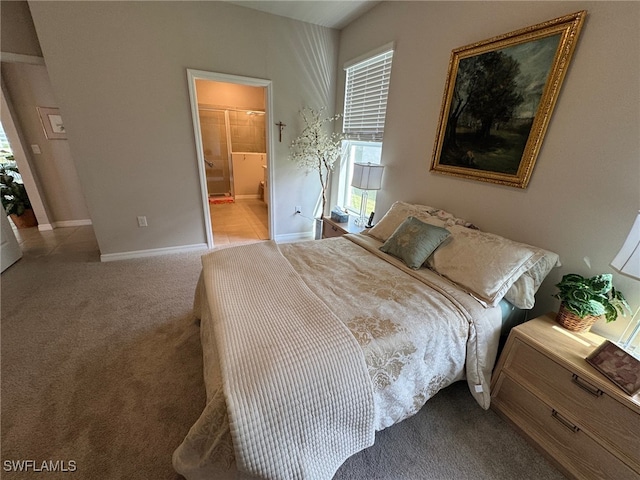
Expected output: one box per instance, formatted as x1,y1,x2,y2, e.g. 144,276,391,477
428,226,557,308
503,250,561,309
365,201,475,242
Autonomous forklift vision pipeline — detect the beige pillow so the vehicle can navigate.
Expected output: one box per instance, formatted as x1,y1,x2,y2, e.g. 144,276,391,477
428,226,556,308
365,201,475,242
504,250,561,309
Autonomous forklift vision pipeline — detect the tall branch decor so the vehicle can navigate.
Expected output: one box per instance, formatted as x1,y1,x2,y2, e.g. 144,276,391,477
289,107,344,218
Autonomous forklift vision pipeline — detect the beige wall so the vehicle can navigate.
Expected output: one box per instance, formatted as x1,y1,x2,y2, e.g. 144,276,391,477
22,1,639,337
0,0,90,226
0,0,42,57
2,62,91,223
337,1,640,339
196,81,267,153
28,1,340,254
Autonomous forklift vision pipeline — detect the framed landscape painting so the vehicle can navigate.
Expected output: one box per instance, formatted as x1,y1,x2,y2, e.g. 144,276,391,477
430,11,586,188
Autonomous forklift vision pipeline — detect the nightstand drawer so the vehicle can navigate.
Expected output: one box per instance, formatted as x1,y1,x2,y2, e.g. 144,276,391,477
505,339,640,468
494,375,638,480
322,219,345,238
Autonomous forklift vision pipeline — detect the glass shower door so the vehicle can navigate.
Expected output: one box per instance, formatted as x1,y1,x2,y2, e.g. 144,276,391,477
198,109,232,197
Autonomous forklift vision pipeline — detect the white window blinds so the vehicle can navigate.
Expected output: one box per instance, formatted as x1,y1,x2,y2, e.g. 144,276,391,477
343,48,394,142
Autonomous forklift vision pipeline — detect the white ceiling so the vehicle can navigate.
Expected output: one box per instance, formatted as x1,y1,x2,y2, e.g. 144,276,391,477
227,1,380,29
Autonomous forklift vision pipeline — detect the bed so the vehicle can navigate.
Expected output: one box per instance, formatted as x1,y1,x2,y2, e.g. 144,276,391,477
173,202,560,480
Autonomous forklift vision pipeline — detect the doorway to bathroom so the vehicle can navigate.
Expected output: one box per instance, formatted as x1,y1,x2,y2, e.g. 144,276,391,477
187,70,273,248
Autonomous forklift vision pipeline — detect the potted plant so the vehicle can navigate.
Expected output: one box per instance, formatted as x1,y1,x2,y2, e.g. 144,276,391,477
1,164,37,229
289,107,344,237
553,273,631,332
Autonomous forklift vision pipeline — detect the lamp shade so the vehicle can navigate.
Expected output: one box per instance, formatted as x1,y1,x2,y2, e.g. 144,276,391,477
611,211,640,280
351,163,384,190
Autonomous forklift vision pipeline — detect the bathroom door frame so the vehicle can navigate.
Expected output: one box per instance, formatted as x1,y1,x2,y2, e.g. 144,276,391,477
187,69,274,248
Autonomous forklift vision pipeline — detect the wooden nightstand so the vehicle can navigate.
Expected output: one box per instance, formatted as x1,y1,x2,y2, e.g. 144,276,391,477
321,216,363,239
491,314,640,479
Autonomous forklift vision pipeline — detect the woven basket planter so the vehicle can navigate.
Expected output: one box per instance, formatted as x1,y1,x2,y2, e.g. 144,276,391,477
555,303,600,332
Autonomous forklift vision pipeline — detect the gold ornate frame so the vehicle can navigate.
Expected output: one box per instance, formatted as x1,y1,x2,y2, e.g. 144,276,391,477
430,11,586,188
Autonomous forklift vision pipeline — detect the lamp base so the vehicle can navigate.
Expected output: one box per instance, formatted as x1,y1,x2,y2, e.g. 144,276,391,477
355,190,368,227
619,307,640,359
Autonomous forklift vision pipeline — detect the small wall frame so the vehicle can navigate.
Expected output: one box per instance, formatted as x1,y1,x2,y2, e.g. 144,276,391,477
430,11,586,188
37,107,67,140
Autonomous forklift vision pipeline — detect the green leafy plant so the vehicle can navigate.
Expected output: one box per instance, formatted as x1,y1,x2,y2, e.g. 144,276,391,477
1,165,32,217
553,273,631,323
289,107,344,218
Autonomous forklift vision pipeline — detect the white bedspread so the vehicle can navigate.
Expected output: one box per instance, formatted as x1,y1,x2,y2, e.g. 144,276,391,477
173,236,502,479
176,241,374,480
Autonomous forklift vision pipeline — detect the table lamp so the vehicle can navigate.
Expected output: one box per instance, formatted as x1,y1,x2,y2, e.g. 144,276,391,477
611,210,640,352
351,163,385,226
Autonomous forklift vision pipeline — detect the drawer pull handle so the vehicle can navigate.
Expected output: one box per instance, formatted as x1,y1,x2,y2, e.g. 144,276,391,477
571,374,604,397
551,409,580,433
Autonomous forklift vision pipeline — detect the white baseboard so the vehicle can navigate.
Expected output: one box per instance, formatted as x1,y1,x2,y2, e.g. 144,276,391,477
37,220,92,231
53,219,93,228
100,243,208,262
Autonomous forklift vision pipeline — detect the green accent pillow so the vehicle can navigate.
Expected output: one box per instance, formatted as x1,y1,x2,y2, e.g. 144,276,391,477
379,216,450,269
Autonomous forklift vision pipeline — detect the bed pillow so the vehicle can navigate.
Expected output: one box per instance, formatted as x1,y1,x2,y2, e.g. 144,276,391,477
427,226,555,308
503,249,561,309
379,216,450,269
365,201,477,243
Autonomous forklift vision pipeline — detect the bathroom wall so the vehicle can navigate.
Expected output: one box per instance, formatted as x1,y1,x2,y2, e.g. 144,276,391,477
232,152,266,198
195,80,264,110
228,110,265,153
196,79,267,197
195,80,267,154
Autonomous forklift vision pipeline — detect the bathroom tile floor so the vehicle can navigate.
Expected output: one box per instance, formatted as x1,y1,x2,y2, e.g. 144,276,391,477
209,198,269,246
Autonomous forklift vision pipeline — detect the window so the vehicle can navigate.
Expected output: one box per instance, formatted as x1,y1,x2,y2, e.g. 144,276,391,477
338,45,393,216
337,141,382,216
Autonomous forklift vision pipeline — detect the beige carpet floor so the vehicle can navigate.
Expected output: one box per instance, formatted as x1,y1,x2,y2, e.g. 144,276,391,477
1,228,565,479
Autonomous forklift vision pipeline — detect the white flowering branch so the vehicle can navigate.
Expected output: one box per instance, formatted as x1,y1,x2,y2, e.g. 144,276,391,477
289,107,344,218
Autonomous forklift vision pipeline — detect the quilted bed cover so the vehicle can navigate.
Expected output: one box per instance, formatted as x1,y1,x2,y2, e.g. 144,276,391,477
173,235,502,480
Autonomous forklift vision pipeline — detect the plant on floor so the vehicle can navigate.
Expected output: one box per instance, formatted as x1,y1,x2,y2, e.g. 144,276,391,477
553,273,631,323
1,163,32,217
289,107,344,218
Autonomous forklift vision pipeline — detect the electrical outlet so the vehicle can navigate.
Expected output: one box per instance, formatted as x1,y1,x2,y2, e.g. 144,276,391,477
137,216,148,227
295,206,302,214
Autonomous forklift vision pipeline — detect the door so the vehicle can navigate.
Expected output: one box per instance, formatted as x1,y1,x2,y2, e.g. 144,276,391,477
187,69,275,248
199,108,232,197
1,205,22,272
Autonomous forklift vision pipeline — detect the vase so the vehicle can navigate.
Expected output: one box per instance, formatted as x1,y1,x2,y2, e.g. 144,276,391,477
555,303,600,332
314,218,323,240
